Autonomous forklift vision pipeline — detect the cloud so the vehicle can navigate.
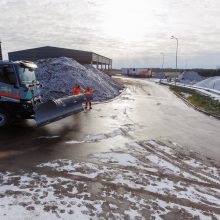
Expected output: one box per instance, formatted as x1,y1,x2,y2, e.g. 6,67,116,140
0,0,220,68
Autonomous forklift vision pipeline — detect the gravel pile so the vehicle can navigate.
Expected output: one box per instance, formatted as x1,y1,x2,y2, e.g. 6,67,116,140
195,76,220,91
35,57,123,102
178,71,203,85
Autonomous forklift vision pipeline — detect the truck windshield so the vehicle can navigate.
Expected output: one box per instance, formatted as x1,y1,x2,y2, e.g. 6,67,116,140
16,65,36,84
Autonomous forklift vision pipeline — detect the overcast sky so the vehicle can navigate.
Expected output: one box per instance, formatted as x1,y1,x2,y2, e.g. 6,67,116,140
0,0,220,69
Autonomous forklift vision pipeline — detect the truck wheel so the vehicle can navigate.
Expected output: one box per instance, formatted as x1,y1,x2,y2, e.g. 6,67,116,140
0,109,11,128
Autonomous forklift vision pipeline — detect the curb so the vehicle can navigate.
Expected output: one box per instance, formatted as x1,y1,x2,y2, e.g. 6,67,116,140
172,91,220,120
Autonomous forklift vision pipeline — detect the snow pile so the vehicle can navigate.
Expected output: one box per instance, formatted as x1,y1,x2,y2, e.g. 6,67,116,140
195,76,220,91
178,71,203,85
35,57,122,102
153,72,166,79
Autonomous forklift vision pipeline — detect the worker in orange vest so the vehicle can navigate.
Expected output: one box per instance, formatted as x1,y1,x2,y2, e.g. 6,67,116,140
84,87,93,109
72,84,81,95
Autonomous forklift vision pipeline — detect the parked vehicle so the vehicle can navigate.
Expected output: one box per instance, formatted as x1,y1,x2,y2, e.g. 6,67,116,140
0,60,92,127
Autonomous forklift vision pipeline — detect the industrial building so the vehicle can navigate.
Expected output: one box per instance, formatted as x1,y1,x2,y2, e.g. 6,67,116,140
8,46,112,70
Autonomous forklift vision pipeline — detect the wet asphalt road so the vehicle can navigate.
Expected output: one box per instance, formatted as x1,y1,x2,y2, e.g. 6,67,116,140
0,77,220,170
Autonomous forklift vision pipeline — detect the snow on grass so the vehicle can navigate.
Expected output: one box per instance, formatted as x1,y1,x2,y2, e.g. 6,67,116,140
181,92,192,98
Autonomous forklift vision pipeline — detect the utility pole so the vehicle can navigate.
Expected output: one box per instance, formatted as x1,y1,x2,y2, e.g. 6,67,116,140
171,36,178,70
0,40,2,61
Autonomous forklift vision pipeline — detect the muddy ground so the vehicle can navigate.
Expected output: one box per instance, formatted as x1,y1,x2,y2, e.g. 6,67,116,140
0,140,220,219
0,77,220,219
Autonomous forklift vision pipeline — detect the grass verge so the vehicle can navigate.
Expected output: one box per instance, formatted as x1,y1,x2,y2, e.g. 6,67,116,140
169,85,220,117
165,72,181,78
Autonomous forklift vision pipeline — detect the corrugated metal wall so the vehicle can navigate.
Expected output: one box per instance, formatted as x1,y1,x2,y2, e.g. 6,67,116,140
8,46,93,63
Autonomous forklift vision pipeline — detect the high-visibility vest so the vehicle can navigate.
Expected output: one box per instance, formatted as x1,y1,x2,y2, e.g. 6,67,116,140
84,88,93,94
72,87,80,95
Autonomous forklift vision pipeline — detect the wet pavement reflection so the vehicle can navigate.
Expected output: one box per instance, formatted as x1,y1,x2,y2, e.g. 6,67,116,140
0,77,220,171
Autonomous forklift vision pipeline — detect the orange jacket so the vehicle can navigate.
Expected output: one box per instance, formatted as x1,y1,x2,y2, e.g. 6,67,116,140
72,87,81,95
84,88,93,94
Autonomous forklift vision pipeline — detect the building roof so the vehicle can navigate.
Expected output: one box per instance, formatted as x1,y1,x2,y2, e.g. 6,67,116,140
8,46,112,65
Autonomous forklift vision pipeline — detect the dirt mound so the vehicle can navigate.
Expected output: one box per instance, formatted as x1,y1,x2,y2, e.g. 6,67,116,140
35,57,123,102
195,76,220,91
179,71,203,85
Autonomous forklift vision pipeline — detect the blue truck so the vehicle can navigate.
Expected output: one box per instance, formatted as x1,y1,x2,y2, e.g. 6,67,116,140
0,60,92,127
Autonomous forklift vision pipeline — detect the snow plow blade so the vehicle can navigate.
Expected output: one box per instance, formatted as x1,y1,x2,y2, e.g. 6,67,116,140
35,94,93,126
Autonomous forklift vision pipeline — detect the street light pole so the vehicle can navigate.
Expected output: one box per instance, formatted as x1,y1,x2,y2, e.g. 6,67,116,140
171,36,178,70
160,52,164,70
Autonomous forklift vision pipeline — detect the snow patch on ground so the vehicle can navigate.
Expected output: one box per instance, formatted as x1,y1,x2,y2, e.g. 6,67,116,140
147,140,175,155
1,140,220,219
0,172,96,220
153,199,217,220
66,125,135,144
92,152,138,166
146,154,180,173
184,159,220,179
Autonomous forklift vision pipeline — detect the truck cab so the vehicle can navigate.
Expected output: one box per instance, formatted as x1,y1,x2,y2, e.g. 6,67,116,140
0,60,40,127
0,60,93,128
